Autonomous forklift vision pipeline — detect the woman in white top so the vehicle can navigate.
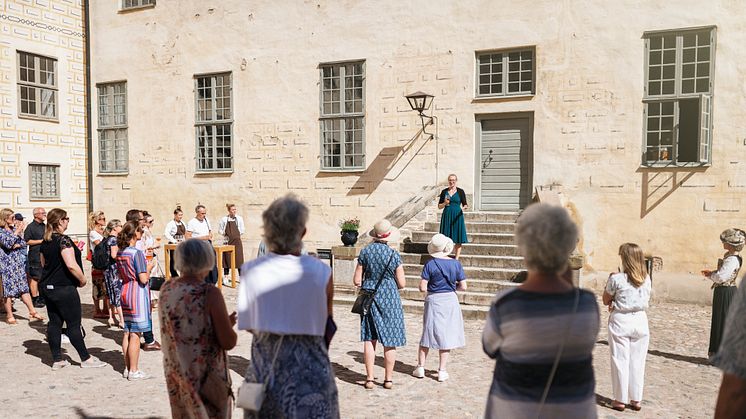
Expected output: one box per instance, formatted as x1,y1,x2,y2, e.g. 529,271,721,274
603,243,651,412
237,195,339,418
702,228,745,357
163,207,186,278
88,210,109,319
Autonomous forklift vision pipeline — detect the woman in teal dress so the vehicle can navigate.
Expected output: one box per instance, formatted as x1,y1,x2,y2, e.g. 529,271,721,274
353,220,407,390
438,174,468,259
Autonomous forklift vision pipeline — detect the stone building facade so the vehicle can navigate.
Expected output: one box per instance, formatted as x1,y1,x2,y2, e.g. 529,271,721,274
0,0,88,236
88,0,746,294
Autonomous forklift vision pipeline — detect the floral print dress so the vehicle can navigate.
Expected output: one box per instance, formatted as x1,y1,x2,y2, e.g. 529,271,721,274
0,227,29,298
159,279,231,419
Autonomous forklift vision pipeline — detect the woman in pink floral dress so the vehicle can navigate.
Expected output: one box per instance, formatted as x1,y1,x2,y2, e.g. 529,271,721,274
159,239,237,418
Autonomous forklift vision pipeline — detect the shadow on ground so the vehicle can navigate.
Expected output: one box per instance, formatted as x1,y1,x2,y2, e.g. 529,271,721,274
597,340,710,366
74,407,161,419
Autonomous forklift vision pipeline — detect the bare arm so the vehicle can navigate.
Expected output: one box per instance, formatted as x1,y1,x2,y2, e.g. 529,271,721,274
457,280,467,291
27,239,43,246
394,265,406,289
353,264,364,287
207,287,238,350
61,247,87,287
137,259,154,285
326,274,334,317
185,231,193,239
109,244,118,260
602,291,614,306
715,373,746,419
419,279,428,292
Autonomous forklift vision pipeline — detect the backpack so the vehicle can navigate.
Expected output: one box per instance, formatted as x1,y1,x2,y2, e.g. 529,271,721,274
92,239,113,270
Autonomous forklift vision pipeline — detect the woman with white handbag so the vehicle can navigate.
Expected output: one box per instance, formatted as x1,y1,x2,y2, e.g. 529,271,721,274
237,195,339,418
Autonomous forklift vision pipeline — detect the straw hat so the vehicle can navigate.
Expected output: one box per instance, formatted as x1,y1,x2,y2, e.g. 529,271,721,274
427,233,454,259
368,219,401,243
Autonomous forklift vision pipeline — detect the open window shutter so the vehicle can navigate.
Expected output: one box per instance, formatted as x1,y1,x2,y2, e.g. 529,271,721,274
698,94,712,163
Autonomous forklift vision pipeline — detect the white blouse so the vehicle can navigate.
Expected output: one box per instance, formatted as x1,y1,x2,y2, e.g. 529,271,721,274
605,272,651,313
709,254,741,285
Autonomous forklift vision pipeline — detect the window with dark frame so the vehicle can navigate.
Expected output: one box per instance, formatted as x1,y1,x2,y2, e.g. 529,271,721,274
643,28,714,165
194,73,233,172
97,82,128,173
121,0,154,9
476,48,534,97
319,61,365,170
17,51,57,120
29,164,60,200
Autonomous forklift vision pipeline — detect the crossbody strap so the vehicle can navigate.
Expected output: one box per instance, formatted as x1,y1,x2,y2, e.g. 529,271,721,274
263,335,284,387
431,259,456,292
371,250,395,293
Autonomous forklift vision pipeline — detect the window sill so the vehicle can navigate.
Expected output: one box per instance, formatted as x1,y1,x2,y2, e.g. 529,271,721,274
472,94,534,103
118,4,155,13
18,115,59,123
639,162,711,169
98,171,129,177
319,168,366,174
194,170,234,176
30,197,61,202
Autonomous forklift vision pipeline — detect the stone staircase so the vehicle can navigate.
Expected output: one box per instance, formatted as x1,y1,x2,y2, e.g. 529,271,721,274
333,211,523,320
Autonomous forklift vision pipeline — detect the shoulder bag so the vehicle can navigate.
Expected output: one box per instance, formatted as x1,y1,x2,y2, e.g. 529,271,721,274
236,335,284,412
148,258,166,291
351,250,395,316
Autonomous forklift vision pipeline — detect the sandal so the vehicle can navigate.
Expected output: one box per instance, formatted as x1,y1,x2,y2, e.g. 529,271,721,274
364,379,375,390
629,401,642,411
383,380,393,390
610,401,625,412
29,312,45,321
6,317,17,325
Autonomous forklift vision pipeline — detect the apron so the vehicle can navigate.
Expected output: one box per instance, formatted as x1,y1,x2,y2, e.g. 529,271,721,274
175,222,186,241
223,218,244,271
168,222,187,278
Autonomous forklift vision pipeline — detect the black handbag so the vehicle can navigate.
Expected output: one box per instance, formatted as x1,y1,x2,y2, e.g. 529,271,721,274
148,259,166,291
351,251,394,316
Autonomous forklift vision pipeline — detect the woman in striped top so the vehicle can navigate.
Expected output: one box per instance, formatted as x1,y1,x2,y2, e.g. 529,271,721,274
482,204,599,419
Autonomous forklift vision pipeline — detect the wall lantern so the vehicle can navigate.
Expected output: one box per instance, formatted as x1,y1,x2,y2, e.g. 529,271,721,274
404,91,439,183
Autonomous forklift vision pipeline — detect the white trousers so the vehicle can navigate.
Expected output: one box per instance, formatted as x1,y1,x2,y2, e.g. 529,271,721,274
608,310,650,403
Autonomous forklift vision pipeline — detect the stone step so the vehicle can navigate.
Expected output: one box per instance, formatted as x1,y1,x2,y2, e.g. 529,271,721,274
404,276,517,293
438,212,518,223
424,221,515,234
401,242,522,256
412,231,515,245
400,252,523,267
404,263,523,279
333,295,491,320
400,288,500,306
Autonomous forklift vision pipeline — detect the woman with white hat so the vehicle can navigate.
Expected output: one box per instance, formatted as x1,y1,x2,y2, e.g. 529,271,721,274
353,219,406,390
412,233,466,382
702,228,746,356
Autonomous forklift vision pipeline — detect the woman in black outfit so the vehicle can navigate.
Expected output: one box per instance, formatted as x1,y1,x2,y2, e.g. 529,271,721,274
40,208,106,370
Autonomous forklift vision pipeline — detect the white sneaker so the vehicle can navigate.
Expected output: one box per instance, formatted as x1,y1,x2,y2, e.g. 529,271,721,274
412,366,425,378
52,360,70,371
437,370,449,382
80,357,107,368
123,369,129,379
128,370,150,381
222,276,232,286
61,334,70,344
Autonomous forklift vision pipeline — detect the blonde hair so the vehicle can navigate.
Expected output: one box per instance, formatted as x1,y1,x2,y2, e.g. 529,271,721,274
0,208,13,228
88,210,105,231
447,173,458,181
619,243,647,287
104,219,122,237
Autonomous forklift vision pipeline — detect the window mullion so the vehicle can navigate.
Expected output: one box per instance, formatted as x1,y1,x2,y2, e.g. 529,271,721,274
673,100,680,163
502,54,509,95
211,76,218,122
674,34,683,97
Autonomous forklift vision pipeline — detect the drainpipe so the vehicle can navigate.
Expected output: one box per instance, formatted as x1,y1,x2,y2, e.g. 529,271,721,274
83,0,93,216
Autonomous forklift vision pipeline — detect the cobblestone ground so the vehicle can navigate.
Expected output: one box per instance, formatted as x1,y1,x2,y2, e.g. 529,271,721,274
0,284,720,418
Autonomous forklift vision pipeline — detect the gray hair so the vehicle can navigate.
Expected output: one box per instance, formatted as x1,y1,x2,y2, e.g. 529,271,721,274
515,203,578,274
263,194,308,254
174,239,215,277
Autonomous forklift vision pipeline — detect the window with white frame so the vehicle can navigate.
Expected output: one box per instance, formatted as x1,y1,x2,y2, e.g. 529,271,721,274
97,82,128,173
194,73,232,172
122,0,154,9
29,164,60,200
17,51,57,120
643,27,714,165
476,49,534,97
320,61,365,170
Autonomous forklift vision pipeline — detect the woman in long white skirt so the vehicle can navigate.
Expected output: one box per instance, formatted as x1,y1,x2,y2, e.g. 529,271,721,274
412,234,466,382
603,243,652,412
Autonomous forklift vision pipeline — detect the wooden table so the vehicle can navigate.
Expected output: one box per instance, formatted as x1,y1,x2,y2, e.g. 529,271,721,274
164,242,238,288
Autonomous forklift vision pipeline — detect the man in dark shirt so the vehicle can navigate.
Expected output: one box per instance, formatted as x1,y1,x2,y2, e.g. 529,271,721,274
24,207,46,308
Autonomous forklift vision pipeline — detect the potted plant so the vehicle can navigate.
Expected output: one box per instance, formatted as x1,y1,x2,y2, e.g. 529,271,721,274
339,217,360,247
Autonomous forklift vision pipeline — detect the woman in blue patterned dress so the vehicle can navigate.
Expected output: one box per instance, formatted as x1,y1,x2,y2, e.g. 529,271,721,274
1,208,44,324
238,195,339,418
438,174,468,259
116,221,154,380
102,219,123,327
353,219,407,390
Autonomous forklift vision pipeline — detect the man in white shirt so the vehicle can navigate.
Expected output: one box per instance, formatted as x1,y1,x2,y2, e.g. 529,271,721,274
186,204,218,284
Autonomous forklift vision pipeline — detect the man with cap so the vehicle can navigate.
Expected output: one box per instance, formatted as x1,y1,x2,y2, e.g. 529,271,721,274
23,208,46,308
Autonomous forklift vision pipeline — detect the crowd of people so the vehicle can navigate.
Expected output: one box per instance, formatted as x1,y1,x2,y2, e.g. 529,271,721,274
1,179,745,418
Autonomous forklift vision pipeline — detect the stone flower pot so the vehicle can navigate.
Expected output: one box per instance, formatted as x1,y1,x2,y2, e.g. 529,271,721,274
340,230,359,247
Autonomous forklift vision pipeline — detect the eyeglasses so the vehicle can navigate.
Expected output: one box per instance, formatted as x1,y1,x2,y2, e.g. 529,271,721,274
62,217,70,221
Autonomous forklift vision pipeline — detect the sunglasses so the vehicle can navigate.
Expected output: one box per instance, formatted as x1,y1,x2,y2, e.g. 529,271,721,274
62,217,70,221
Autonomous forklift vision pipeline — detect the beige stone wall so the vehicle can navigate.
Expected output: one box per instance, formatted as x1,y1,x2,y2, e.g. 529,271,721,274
90,1,746,283
0,0,88,237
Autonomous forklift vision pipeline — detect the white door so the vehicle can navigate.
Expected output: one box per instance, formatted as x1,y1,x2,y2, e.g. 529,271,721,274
478,118,531,211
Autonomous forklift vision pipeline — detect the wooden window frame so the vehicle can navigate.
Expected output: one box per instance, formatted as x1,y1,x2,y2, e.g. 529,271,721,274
121,0,155,10
194,72,233,173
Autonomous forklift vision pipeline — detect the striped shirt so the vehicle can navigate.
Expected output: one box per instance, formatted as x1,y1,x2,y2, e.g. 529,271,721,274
482,288,599,419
